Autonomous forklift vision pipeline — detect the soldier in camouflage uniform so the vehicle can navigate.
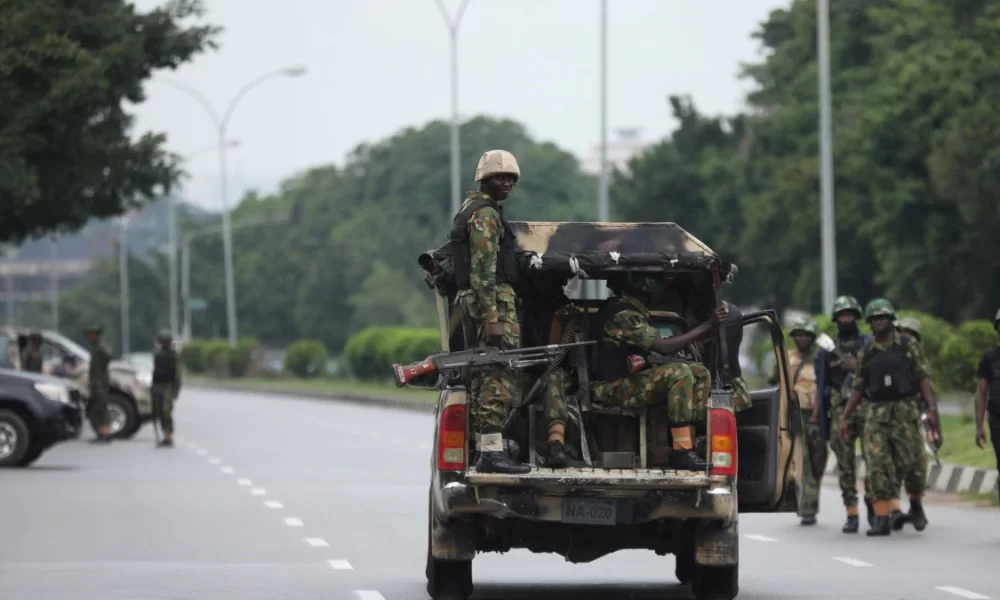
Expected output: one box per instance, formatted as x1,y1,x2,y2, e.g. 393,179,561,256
839,299,939,536
451,149,529,474
893,316,933,530
817,295,873,533
84,325,114,444
152,330,182,448
20,332,45,373
589,273,727,471
788,319,826,525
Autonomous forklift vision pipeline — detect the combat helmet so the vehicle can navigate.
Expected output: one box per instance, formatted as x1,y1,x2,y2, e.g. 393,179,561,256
832,295,862,319
789,318,819,339
157,329,173,342
474,150,520,183
864,298,896,322
896,317,922,340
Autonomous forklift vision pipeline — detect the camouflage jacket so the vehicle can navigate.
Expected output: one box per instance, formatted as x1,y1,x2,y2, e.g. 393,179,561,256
601,293,659,350
455,191,515,323
852,332,928,402
88,340,113,387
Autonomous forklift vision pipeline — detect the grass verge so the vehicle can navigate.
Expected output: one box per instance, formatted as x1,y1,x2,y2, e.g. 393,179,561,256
186,375,436,403
937,413,997,470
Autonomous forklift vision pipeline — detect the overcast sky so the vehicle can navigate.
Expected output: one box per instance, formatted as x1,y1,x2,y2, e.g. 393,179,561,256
131,0,788,210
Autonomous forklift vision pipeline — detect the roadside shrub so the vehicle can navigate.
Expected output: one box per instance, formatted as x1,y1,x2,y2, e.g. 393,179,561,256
894,310,953,372
284,339,329,378
344,327,441,381
939,320,996,392
226,337,259,378
202,339,231,377
180,340,206,373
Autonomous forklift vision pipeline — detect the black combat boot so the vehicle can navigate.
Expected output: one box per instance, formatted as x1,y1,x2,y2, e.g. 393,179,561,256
667,449,713,471
866,515,891,536
890,509,909,531
476,451,531,474
908,498,928,531
842,514,859,534
800,515,817,526
547,441,569,468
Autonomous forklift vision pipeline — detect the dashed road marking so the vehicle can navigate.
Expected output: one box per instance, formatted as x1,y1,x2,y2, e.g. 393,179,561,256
370,432,380,439
328,560,353,570
284,517,304,527
264,500,284,509
833,557,873,568
237,478,252,486
196,449,208,456
251,488,267,496
393,437,405,445
305,538,329,547
936,587,992,600
208,457,221,464
357,592,385,600
220,466,235,474
744,534,778,542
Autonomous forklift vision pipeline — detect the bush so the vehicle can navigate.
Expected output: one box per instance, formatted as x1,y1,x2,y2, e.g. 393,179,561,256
202,339,231,377
939,320,996,392
226,337,259,378
180,340,206,373
343,327,442,382
284,339,329,378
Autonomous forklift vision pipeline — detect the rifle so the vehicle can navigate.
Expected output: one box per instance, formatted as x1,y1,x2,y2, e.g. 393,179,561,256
920,410,942,467
392,341,595,388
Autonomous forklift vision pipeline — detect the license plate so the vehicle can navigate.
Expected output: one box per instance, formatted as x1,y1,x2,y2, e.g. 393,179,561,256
562,498,617,525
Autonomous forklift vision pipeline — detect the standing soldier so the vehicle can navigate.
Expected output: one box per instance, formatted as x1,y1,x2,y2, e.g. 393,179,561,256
451,149,529,474
973,309,1000,508
816,295,872,533
152,330,182,448
84,326,114,444
788,319,825,525
20,332,45,373
839,299,939,537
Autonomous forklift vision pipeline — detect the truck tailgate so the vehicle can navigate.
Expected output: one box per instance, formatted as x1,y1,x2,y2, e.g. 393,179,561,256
465,467,712,489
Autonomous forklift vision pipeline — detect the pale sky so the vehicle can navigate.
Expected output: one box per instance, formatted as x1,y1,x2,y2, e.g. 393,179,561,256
131,0,788,210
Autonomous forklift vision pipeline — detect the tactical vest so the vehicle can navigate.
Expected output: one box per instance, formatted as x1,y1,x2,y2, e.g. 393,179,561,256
862,336,917,402
828,335,865,390
449,196,518,290
153,349,178,384
789,350,817,409
589,297,649,382
987,348,1000,418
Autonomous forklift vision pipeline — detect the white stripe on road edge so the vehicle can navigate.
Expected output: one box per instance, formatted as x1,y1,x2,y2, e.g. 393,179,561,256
264,500,283,509
305,538,329,547
237,478,252,486
208,457,221,464
936,587,992,599
196,449,208,456
251,488,267,496
328,560,353,570
284,517,304,527
220,466,234,474
744,534,778,542
833,557,873,568
357,592,385,600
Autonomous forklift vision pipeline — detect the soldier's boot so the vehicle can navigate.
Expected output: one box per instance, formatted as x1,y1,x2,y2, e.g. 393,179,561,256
908,496,928,531
668,426,712,471
800,515,817,526
475,433,530,474
842,506,859,533
866,501,892,537
89,425,112,444
889,498,907,530
547,423,569,468
158,436,174,448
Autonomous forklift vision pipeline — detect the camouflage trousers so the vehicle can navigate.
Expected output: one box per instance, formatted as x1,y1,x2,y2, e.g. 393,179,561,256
828,392,868,508
458,292,520,435
545,369,568,427
591,362,710,424
798,410,828,517
152,383,177,436
732,376,752,412
863,400,927,500
88,385,109,430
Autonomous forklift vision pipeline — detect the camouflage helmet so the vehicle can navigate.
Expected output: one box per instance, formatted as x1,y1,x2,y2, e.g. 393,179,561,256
623,272,665,295
789,318,819,338
896,317,922,339
474,150,520,183
864,298,896,321
832,295,862,319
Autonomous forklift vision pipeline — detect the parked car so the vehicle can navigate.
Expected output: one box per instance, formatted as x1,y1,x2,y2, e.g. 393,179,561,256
0,368,84,467
0,327,154,439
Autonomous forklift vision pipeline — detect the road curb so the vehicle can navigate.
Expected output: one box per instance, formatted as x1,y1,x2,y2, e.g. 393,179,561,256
822,453,998,495
188,381,436,414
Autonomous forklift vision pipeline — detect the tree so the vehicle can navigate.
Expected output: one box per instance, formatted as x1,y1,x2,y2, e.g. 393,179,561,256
0,0,220,243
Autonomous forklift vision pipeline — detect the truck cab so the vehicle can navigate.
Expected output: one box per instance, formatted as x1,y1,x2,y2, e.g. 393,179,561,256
415,222,801,600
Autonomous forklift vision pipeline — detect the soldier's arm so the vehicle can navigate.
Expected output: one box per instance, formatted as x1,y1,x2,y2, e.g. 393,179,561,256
909,342,937,413
843,349,867,420
605,309,710,356
467,206,503,323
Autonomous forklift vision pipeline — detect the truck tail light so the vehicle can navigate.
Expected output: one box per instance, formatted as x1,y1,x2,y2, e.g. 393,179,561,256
710,407,738,477
437,404,467,472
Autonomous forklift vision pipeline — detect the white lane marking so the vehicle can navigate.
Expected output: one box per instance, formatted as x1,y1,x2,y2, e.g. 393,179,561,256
936,587,992,600
393,437,405,445
305,538,329,547
264,500,284,509
208,457,221,464
357,592,385,600
284,517,304,527
237,478,252,486
328,560,353,570
350,427,361,434
744,534,778,542
833,557,873,568
418,442,430,450
251,488,267,496
370,432,380,439
220,466,235,474
197,449,208,456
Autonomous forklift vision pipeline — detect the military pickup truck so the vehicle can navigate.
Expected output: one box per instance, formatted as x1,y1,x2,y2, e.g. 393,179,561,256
412,222,802,600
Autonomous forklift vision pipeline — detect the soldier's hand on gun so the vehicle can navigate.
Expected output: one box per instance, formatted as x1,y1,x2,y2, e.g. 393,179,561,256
839,355,858,373
976,426,987,450
485,322,505,347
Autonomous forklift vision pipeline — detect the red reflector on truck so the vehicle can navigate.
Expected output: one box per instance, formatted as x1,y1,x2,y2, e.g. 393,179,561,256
437,404,467,472
710,408,738,477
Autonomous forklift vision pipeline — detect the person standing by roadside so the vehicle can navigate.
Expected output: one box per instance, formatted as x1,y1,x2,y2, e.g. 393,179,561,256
974,308,1000,507
152,330,182,448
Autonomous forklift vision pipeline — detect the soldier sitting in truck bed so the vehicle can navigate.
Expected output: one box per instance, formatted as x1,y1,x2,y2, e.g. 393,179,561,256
589,272,727,471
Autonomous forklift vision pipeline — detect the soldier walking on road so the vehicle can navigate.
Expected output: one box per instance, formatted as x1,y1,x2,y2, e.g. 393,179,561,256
20,332,44,373
816,295,873,533
973,308,1000,508
839,299,939,537
152,330,182,448
84,326,114,444
451,149,529,474
894,317,936,529
788,319,826,525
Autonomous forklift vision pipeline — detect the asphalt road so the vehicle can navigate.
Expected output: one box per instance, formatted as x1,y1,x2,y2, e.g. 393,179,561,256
2,388,998,600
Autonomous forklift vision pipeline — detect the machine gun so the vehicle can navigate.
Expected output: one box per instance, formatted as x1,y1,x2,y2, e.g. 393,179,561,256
392,341,595,388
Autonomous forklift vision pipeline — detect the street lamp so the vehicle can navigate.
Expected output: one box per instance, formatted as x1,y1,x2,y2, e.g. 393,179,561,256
593,0,610,301
49,236,58,330
157,65,307,347
2,246,17,326
118,216,130,356
817,0,837,314
434,0,472,218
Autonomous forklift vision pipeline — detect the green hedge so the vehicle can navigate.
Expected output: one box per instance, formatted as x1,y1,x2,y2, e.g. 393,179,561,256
284,339,329,378
343,327,441,382
180,337,261,377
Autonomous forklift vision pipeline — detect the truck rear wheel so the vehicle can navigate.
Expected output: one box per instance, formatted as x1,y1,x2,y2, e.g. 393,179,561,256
674,548,695,585
692,564,738,600
425,492,473,600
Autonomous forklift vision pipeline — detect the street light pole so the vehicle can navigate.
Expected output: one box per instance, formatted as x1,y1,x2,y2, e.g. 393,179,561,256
167,195,178,340
817,0,837,314
157,66,307,347
2,247,15,326
435,0,472,218
49,236,59,330
118,217,130,356
594,0,610,301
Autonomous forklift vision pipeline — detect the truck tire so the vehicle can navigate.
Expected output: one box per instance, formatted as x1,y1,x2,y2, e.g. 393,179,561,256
90,392,139,439
19,442,46,467
425,491,473,600
0,409,31,467
692,564,739,600
674,548,695,585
